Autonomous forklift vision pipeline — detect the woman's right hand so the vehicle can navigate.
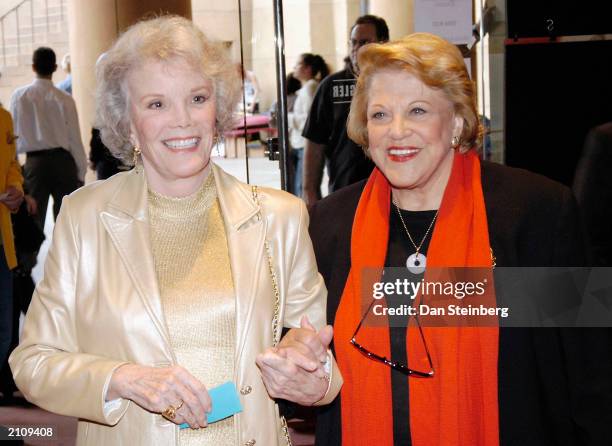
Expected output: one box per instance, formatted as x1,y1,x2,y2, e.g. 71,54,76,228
107,364,211,429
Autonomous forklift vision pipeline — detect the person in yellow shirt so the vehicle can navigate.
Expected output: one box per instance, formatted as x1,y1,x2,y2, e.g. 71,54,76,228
0,103,24,369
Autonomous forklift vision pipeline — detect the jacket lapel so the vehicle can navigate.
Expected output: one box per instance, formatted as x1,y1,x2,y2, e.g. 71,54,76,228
213,164,266,365
97,165,266,366
99,169,174,359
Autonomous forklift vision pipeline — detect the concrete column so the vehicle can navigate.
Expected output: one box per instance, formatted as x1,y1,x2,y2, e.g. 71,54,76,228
116,0,191,31
67,0,192,181
369,0,413,40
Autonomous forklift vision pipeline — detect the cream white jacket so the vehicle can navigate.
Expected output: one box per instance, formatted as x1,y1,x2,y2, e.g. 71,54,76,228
10,164,341,445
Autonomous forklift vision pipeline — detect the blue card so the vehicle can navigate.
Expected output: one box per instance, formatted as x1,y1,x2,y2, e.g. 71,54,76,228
179,381,243,429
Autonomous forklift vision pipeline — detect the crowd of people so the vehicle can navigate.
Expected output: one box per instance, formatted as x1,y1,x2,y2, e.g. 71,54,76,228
1,11,611,446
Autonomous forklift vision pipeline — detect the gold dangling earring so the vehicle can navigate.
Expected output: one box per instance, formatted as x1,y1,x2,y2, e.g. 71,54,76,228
133,145,141,166
213,129,223,158
212,134,219,156
451,136,460,149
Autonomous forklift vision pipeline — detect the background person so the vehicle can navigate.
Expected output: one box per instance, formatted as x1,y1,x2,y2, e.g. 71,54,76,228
236,63,260,114
9,47,87,228
10,16,341,446
0,102,23,381
56,53,72,94
89,127,126,180
301,14,389,205
288,53,329,197
268,72,301,127
309,33,612,445
572,121,612,266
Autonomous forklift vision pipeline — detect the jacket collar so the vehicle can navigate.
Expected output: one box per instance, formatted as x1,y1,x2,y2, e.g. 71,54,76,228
212,163,261,230
105,167,149,220
101,163,265,365
104,163,260,225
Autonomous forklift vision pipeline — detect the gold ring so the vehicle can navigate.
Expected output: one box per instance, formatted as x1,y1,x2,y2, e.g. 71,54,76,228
162,405,177,420
162,400,183,421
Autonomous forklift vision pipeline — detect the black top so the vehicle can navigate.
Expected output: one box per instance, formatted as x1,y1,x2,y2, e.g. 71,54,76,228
385,208,437,445
309,161,612,446
302,68,374,192
89,128,125,180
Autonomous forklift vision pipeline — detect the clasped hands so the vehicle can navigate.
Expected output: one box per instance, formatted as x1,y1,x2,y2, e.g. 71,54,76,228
107,316,332,428
256,316,333,406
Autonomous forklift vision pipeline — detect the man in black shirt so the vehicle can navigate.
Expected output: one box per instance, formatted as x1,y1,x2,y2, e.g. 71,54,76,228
302,15,389,205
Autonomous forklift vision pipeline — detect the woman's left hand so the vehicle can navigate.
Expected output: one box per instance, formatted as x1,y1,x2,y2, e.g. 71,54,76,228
256,316,333,405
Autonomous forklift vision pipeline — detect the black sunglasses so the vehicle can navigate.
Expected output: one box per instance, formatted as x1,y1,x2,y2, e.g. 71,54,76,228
350,298,435,378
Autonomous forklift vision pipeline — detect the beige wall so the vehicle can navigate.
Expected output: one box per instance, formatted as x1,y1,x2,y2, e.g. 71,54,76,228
370,0,413,39
1,0,70,107
191,0,240,52
191,0,375,111
0,0,23,17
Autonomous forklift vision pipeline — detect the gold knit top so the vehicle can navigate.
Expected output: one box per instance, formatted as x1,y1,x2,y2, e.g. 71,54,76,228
148,172,236,446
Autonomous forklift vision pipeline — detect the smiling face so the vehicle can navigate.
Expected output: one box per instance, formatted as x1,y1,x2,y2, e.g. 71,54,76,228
366,69,463,209
127,57,216,197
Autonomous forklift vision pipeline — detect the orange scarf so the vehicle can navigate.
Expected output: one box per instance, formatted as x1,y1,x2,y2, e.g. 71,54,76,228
334,151,499,446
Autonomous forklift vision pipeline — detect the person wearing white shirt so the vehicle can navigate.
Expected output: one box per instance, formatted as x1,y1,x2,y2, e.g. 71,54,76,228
10,47,87,227
288,53,329,197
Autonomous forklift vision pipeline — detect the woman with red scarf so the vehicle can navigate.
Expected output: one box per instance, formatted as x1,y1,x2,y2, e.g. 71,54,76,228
309,33,612,446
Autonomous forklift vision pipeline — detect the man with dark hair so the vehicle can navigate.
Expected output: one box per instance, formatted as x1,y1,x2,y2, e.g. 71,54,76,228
302,15,389,205
32,47,56,76
10,47,86,227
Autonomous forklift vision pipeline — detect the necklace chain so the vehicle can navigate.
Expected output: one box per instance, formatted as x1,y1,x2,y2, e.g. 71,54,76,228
393,201,438,255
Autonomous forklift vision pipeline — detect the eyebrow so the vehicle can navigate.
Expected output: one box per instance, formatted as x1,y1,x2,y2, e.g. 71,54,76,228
367,99,433,108
138,94,162,103
409,99,432,106
190,85,211,93
138,85,211,102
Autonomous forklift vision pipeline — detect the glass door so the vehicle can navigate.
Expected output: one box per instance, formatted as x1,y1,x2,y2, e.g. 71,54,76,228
192,0,284,190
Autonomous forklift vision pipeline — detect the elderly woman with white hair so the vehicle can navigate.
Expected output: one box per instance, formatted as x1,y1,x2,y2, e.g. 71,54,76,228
10,16,341,446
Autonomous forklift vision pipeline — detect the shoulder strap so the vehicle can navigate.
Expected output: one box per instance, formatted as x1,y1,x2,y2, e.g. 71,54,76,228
251,186,281,346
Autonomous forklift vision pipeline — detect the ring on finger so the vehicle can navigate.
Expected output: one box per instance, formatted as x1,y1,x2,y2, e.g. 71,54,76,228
162,400,184,421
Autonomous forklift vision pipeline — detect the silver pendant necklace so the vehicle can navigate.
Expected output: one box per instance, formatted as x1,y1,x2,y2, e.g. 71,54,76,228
393,201,438,274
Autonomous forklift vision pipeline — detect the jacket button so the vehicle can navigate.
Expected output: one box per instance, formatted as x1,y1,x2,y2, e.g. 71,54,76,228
244,440,256,446
240,385,252,395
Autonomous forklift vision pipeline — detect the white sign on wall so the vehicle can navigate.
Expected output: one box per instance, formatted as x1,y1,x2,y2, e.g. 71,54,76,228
414,0,473,44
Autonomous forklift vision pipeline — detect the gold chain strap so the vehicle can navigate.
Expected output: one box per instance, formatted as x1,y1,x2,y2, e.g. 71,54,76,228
251,186,281,347
280,415,293,446
251,186,292,446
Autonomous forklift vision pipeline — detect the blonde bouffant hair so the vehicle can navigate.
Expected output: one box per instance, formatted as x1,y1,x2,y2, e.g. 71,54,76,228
347,32,482,154
96,15,240,165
